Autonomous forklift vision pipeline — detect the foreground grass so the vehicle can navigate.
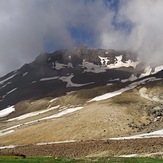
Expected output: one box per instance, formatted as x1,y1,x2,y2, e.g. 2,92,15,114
0,156,163,163
0,156,84,163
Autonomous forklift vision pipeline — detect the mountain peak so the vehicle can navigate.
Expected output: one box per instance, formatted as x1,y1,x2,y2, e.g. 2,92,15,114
32,53,48,65
0,47,162,110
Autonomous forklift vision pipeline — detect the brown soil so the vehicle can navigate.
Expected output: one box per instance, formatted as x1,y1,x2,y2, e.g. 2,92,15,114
0,101,145,145
0,138,163,158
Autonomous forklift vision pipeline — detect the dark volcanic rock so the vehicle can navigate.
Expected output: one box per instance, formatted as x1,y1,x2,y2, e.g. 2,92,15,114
0,47,162,110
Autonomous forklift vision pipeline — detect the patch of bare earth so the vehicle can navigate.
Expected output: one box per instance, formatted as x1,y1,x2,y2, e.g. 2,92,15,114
0,87,162,145
0,138,163,158
0,100,144,145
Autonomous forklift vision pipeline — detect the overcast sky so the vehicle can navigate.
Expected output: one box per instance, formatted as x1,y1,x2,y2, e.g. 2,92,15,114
0,0,163,77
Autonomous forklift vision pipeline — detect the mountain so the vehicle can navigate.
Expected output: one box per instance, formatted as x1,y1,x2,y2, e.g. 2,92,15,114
0,46,163,157
0,46,162,110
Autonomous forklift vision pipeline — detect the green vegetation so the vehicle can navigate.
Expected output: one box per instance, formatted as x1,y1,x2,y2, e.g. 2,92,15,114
0,156,82,163
0,156,163,163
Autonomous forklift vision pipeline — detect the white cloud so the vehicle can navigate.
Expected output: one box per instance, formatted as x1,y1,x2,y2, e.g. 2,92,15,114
0,0,163,76
100,0,163,66
0,0,109,76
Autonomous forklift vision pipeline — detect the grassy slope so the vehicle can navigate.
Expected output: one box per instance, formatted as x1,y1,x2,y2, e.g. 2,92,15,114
0,156,163,163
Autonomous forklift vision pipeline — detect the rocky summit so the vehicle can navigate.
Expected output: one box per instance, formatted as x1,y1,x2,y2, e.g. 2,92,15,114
0,46,162,110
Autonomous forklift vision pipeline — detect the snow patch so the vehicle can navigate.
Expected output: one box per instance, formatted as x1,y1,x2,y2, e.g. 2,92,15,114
41,106,83,120
99,56,110,65
55,62,66,70
89,86,134,102
122,75,138,83
0,73,17,85
154,65,163,73
109,78,120,82
110,129,163,140
23,72,28,77
36,140,78,145
67,62,73,68
0,106,15,118
66,91,77,95
6,88,17,95
0,130,14,137
0,82,11,89
90,77,160,102
40,76,59,81
119,154,138,158
2,88,17,99
140,67,152,78
40,74,93,87
50,98,58,103
7,105,60,121
0,124,22,134
107,55,139,69
59,74,94,87
0,145,16,149
106,83,113,86
140,65,163,78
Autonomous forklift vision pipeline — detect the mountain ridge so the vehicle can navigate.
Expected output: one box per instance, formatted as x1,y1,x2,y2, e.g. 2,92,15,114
0,47,162,110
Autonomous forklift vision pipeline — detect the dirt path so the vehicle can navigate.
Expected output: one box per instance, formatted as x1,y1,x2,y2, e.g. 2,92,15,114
0,137,163,158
